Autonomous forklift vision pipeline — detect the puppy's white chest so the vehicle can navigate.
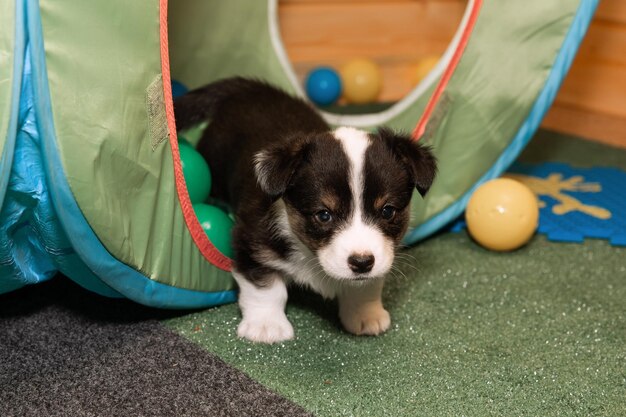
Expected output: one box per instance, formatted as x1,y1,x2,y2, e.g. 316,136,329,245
269,248,339,300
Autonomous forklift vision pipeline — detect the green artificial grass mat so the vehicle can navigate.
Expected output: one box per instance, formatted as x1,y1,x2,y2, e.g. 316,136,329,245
164,131,626,416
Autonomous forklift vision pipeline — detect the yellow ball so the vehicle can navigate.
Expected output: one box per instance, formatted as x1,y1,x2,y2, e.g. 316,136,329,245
465,178,539,251
411,55,440,86
340,59,382,104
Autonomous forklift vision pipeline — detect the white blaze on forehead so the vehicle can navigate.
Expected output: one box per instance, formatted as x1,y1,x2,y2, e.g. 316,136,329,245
333,126,369,222
318,127,394,279
333,126,370,190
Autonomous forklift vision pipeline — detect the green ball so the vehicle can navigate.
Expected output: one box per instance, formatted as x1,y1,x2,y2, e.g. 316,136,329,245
178,136,193,149
193,203,234,258
179,145,211,204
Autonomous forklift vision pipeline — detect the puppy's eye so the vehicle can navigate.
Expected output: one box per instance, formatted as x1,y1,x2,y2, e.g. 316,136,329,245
314,210,332,223
381,205,396,220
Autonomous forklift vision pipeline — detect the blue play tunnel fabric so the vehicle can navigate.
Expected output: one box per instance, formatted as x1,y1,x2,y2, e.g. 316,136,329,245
0,44,122,297
0,2,238,308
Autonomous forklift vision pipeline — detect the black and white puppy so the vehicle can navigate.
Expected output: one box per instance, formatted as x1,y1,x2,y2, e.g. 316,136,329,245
174,78,436,344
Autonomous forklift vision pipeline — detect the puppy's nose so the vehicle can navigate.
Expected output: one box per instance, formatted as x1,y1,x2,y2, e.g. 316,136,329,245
348,253,375,274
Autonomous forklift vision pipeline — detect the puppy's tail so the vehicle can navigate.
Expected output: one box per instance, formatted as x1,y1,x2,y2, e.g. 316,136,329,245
173,77,259,131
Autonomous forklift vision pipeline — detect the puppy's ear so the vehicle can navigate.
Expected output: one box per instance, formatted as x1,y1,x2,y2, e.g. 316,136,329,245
378,127,437,197
254,137,311,197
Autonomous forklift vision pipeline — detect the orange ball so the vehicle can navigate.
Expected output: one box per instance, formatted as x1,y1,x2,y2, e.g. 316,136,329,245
340,59,382,104
465,178,539,251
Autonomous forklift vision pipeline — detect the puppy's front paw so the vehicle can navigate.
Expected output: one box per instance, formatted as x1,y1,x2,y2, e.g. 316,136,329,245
340,304,391,336
237,313,294,344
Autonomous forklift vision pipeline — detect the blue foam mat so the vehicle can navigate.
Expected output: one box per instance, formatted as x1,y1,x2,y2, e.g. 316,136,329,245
450,163,626,246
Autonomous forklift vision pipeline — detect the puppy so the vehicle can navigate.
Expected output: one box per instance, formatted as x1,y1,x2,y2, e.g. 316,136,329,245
174,78,436,344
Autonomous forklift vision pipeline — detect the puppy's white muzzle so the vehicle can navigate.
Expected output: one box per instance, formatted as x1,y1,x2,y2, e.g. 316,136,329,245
318,220,394,281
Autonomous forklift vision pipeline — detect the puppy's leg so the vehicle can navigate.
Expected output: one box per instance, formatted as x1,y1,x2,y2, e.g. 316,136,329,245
233,270,294,344
338,279,390,336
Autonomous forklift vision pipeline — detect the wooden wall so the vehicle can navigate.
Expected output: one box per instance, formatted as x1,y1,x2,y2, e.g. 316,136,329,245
542,0,626,148
279,0,466,102
279,0,626,148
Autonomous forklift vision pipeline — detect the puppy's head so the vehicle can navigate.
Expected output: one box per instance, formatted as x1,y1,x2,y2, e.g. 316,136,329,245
254,126,436,282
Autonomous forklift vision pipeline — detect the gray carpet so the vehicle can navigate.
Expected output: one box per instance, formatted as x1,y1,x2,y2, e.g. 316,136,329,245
0,279,312,417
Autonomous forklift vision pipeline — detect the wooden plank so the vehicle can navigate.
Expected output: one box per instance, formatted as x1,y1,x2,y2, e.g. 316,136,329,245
595,0,626,26
542,104,626,149
552,19,626,119
554,64,626,119
545,5,626,145
279,1,465,100
279,1,465,62
570,19,626,66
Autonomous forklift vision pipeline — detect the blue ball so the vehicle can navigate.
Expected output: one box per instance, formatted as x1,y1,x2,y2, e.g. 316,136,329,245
305,67,342,106
171,79,189,98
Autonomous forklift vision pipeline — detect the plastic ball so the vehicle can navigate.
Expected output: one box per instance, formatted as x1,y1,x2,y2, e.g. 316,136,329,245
411,55,440,86
171,79,188,98
340,59,382,104
179,145,211,204
178,135,193,149
465,178,539,251
193,203,234,258
305,67,342,106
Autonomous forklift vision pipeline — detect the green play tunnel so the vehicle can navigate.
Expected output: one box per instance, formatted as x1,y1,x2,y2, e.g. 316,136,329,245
0,0,597,307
